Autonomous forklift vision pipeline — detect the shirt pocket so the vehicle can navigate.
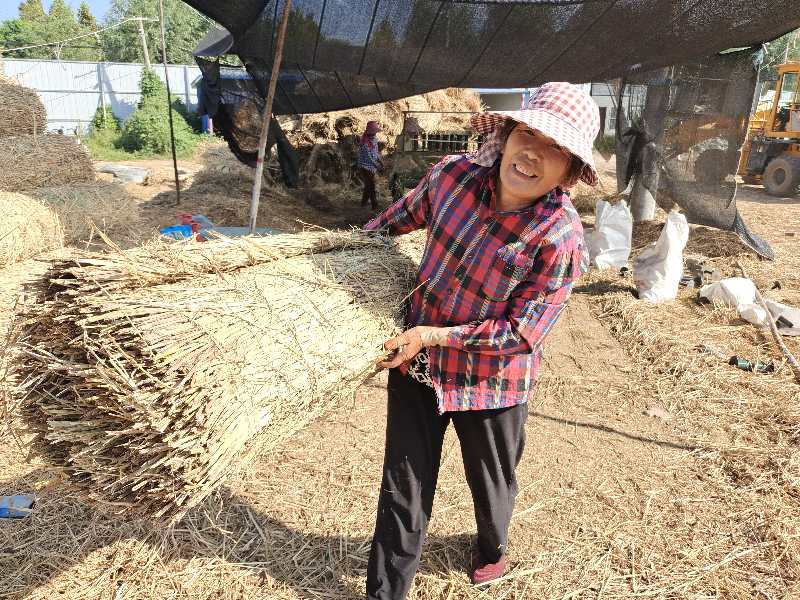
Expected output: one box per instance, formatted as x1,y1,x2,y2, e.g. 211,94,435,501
480,244,536,302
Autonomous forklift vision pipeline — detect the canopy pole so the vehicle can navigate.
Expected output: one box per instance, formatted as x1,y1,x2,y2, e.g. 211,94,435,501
158,0,181,206
249,0,292,234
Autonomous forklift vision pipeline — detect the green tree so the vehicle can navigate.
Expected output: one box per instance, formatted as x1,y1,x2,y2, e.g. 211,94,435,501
77,2,99,30
18,0,45,22
102,0,211,64
1,0,102,60
763,29,800,79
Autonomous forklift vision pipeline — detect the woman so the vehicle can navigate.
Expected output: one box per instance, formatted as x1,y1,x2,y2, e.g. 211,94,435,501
363,82,600,599
358,120,384,209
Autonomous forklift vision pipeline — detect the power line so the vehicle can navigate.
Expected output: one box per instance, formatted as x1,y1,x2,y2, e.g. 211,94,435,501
0,17,158,55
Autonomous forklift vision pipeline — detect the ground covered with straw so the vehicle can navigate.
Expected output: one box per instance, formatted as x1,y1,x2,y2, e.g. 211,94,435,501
1,137,799,598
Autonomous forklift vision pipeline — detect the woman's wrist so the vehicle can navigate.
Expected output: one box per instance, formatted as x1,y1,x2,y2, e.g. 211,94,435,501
417,326,454,348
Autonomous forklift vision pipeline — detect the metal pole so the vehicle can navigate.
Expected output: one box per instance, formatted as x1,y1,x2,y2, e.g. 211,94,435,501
158,0,181,205
137,17,151,69
249,0,292,234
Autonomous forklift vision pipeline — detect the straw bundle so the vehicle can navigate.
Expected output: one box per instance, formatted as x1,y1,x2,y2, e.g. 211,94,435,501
9,230,423,520
0,192,63,267
0,134,94,192
30,183,138,244
0,81,47,137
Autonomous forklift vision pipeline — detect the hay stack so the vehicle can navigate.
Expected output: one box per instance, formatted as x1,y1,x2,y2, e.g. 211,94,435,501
0,81,47,137
0,134,94,192
294,88,484,147
31,182,138,244
9,230,423,520
0,192,63,267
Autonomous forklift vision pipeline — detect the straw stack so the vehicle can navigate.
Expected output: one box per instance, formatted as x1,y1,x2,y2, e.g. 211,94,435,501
0,192,64,267
0,134,94,192
0,81,47,137
31,183,138,244
9,230,423,520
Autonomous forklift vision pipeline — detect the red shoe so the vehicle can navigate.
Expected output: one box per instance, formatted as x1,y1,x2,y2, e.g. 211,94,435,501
470,546,507,585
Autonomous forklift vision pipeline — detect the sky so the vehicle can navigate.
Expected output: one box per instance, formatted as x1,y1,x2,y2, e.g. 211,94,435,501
0,0,112,22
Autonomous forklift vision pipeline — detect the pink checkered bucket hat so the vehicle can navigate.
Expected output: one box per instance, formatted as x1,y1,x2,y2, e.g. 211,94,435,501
470,82,601,186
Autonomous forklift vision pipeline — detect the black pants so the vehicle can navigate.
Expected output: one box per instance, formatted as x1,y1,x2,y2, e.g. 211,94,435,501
360,167,377,208
366,369,528,600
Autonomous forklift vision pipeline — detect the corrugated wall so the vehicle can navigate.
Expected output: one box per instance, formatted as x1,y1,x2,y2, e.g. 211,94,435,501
3,58,201,134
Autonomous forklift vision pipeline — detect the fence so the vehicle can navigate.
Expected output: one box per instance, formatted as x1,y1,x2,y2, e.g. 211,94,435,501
3,58,201,134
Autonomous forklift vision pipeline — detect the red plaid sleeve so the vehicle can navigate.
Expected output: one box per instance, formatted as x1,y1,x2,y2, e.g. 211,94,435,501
444,240,581,355
363,171,431,234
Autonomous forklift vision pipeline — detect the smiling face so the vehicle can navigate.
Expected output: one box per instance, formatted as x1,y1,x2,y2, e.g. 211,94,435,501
497,122,573,209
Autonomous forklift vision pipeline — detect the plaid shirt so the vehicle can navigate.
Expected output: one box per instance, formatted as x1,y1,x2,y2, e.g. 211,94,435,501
358,139,381,173
365,154,587,413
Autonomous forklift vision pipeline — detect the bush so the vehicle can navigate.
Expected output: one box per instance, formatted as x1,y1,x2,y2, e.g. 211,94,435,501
117,68,199,156
118,102,198,156
594,134,616,155
139,69,166,106
91,105,121,132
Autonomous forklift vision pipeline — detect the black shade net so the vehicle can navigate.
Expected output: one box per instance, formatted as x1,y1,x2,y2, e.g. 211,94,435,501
187,0,799,115
615,49,773,258
186,0,800,257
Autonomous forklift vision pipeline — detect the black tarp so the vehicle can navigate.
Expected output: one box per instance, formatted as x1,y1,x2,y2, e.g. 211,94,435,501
186,0,800,115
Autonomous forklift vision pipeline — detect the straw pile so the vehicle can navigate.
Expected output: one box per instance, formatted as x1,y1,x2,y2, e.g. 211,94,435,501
0,81,47,137
292,88,483,147
30,183,139,244
8,230,423,520
0,134,94,191
0,192,64,267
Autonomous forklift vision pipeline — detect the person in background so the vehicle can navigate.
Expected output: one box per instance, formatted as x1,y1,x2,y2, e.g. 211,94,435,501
363,82,600,599
359,120,384,209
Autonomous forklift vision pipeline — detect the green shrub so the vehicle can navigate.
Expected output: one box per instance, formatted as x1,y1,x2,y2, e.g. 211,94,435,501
118,101,198,156
172,97,202,132
117,68,199,156
139,69,166,106
91,105,121,132
594,134,616,155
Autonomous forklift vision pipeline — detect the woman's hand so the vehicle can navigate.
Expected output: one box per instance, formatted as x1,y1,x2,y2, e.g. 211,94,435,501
377,326,452,369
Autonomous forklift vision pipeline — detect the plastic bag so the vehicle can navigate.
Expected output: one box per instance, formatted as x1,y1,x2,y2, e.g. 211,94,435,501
633,210,689,303
586,200,632,269
700,278,800,333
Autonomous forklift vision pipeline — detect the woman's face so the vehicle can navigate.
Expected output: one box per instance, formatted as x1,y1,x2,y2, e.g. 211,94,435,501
498,123,572,206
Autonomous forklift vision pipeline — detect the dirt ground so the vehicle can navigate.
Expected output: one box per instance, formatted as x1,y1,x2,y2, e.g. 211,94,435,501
1,148,799,599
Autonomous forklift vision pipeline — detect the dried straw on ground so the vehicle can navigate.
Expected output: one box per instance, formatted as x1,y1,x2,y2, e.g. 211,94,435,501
0,192,63,267
9,230,423,520
30,183,139,244
0,81,47,137
0,134,94,192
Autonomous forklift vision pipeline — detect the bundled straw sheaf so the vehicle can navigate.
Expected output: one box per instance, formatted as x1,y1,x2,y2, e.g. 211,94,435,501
0,81,47,137
0,134,94,192
8,230,423,520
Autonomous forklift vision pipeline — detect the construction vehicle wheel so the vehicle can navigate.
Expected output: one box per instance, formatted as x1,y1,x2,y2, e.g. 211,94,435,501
763,156,800,196
693,149,729,184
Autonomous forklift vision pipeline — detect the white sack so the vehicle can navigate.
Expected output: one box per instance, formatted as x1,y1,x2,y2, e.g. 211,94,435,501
633,210,689,303
587,199,632,269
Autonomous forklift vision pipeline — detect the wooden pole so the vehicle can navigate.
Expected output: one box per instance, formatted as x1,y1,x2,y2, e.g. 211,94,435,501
158,0,181,206
137,17,151,69
249,0,292,234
